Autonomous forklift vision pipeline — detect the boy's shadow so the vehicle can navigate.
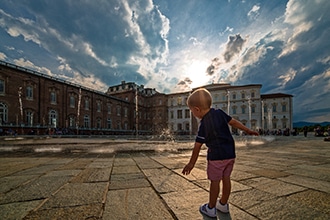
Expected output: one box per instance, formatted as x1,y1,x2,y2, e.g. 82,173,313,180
201,211,232,220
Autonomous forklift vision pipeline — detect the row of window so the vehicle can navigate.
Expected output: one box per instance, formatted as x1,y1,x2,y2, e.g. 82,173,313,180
168,103,288,120
0,100,166,127
169,91,257,106
0,102,127,129
169,109,191,119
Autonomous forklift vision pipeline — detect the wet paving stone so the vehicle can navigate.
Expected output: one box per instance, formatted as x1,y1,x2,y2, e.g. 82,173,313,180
0,136,329,219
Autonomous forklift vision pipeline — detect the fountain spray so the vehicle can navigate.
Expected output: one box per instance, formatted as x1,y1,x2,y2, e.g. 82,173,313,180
18,87,23,123
77,87,82,134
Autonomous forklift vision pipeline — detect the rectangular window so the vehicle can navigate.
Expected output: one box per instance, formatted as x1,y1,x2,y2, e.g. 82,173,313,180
26,86,33,100
50,92,56,104
107,104,112,114
282,104,287,112
70,96,75,108
170,111,174,119
177,110,182,119
116,106,121,116
97,102,101,112
272,105,277,112
85,99,89,110
0,79,4,94
185,109,190,118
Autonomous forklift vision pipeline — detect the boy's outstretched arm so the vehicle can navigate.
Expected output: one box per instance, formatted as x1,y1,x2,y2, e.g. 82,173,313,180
229,118,259,136
182,142,203,175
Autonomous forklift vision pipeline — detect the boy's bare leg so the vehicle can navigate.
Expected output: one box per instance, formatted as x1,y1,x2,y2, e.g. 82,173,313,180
220,176,231,204
209,180,220,208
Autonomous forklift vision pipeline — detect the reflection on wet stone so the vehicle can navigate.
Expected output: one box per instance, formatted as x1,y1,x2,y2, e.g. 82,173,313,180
0,136,329,219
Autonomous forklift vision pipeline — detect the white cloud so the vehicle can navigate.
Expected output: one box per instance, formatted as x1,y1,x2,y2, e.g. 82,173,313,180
0,52,7,60
14,58,53,76
247,4,260,20
278,68,296,87
281,0,328,56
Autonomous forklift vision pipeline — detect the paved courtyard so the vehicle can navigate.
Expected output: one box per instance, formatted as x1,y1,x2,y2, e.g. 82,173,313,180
0,135,329,219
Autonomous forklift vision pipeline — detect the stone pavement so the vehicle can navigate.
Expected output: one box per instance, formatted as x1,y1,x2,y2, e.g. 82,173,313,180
0,135,329,219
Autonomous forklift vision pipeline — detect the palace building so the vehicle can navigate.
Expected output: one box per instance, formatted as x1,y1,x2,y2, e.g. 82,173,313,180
0,60,293,136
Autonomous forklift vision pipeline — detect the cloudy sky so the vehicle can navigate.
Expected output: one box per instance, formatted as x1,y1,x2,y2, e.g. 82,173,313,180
0,0,329,123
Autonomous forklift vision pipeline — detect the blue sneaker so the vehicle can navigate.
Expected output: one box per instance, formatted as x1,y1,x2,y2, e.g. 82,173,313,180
199,203,217,218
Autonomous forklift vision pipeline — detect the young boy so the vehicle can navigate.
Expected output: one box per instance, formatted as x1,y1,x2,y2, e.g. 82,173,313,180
182,88,258,218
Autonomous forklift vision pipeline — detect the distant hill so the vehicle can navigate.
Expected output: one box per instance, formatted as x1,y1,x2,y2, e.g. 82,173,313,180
293,121,330,128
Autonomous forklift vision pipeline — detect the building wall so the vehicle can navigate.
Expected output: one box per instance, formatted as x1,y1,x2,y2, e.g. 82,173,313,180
0,61,293,135
166,84,293,134
0,62,131,135
166,92,191,134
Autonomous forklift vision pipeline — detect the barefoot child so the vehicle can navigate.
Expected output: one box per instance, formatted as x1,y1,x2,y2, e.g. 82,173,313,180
182,88,259,218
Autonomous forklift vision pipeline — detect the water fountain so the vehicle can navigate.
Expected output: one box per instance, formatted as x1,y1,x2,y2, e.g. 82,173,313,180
18,87,23,124
76,87,82,134
248,97,251,129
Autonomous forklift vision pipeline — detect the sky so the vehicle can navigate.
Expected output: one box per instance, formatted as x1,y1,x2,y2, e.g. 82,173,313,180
0,0,329,123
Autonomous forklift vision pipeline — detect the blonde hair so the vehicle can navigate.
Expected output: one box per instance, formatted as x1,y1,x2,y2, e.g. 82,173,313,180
187,88,212,110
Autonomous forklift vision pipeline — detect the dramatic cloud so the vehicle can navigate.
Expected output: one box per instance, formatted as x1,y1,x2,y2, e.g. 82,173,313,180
0,0,329,122
223,34,247,63
206,58,221,76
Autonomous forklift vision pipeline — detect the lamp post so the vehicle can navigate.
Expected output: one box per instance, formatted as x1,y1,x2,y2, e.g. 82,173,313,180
247,96,251,129
261,100,264,132
227,90,230,115
135,85,139,139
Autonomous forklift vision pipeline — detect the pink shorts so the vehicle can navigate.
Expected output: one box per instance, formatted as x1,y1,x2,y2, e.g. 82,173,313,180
207,159,235,181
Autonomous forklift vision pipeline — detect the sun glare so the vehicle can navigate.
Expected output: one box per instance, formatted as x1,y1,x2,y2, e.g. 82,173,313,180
185,60,210,88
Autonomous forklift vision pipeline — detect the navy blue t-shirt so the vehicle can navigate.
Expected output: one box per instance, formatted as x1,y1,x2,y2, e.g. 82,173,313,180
195,108,236,160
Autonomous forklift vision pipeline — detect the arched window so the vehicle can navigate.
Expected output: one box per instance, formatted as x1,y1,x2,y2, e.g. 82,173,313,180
49,110,57,127
107,118,112,129
84,115,90,128
0,102,8,125
26,110,34,126
68,115,75,128
96,118,102,128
